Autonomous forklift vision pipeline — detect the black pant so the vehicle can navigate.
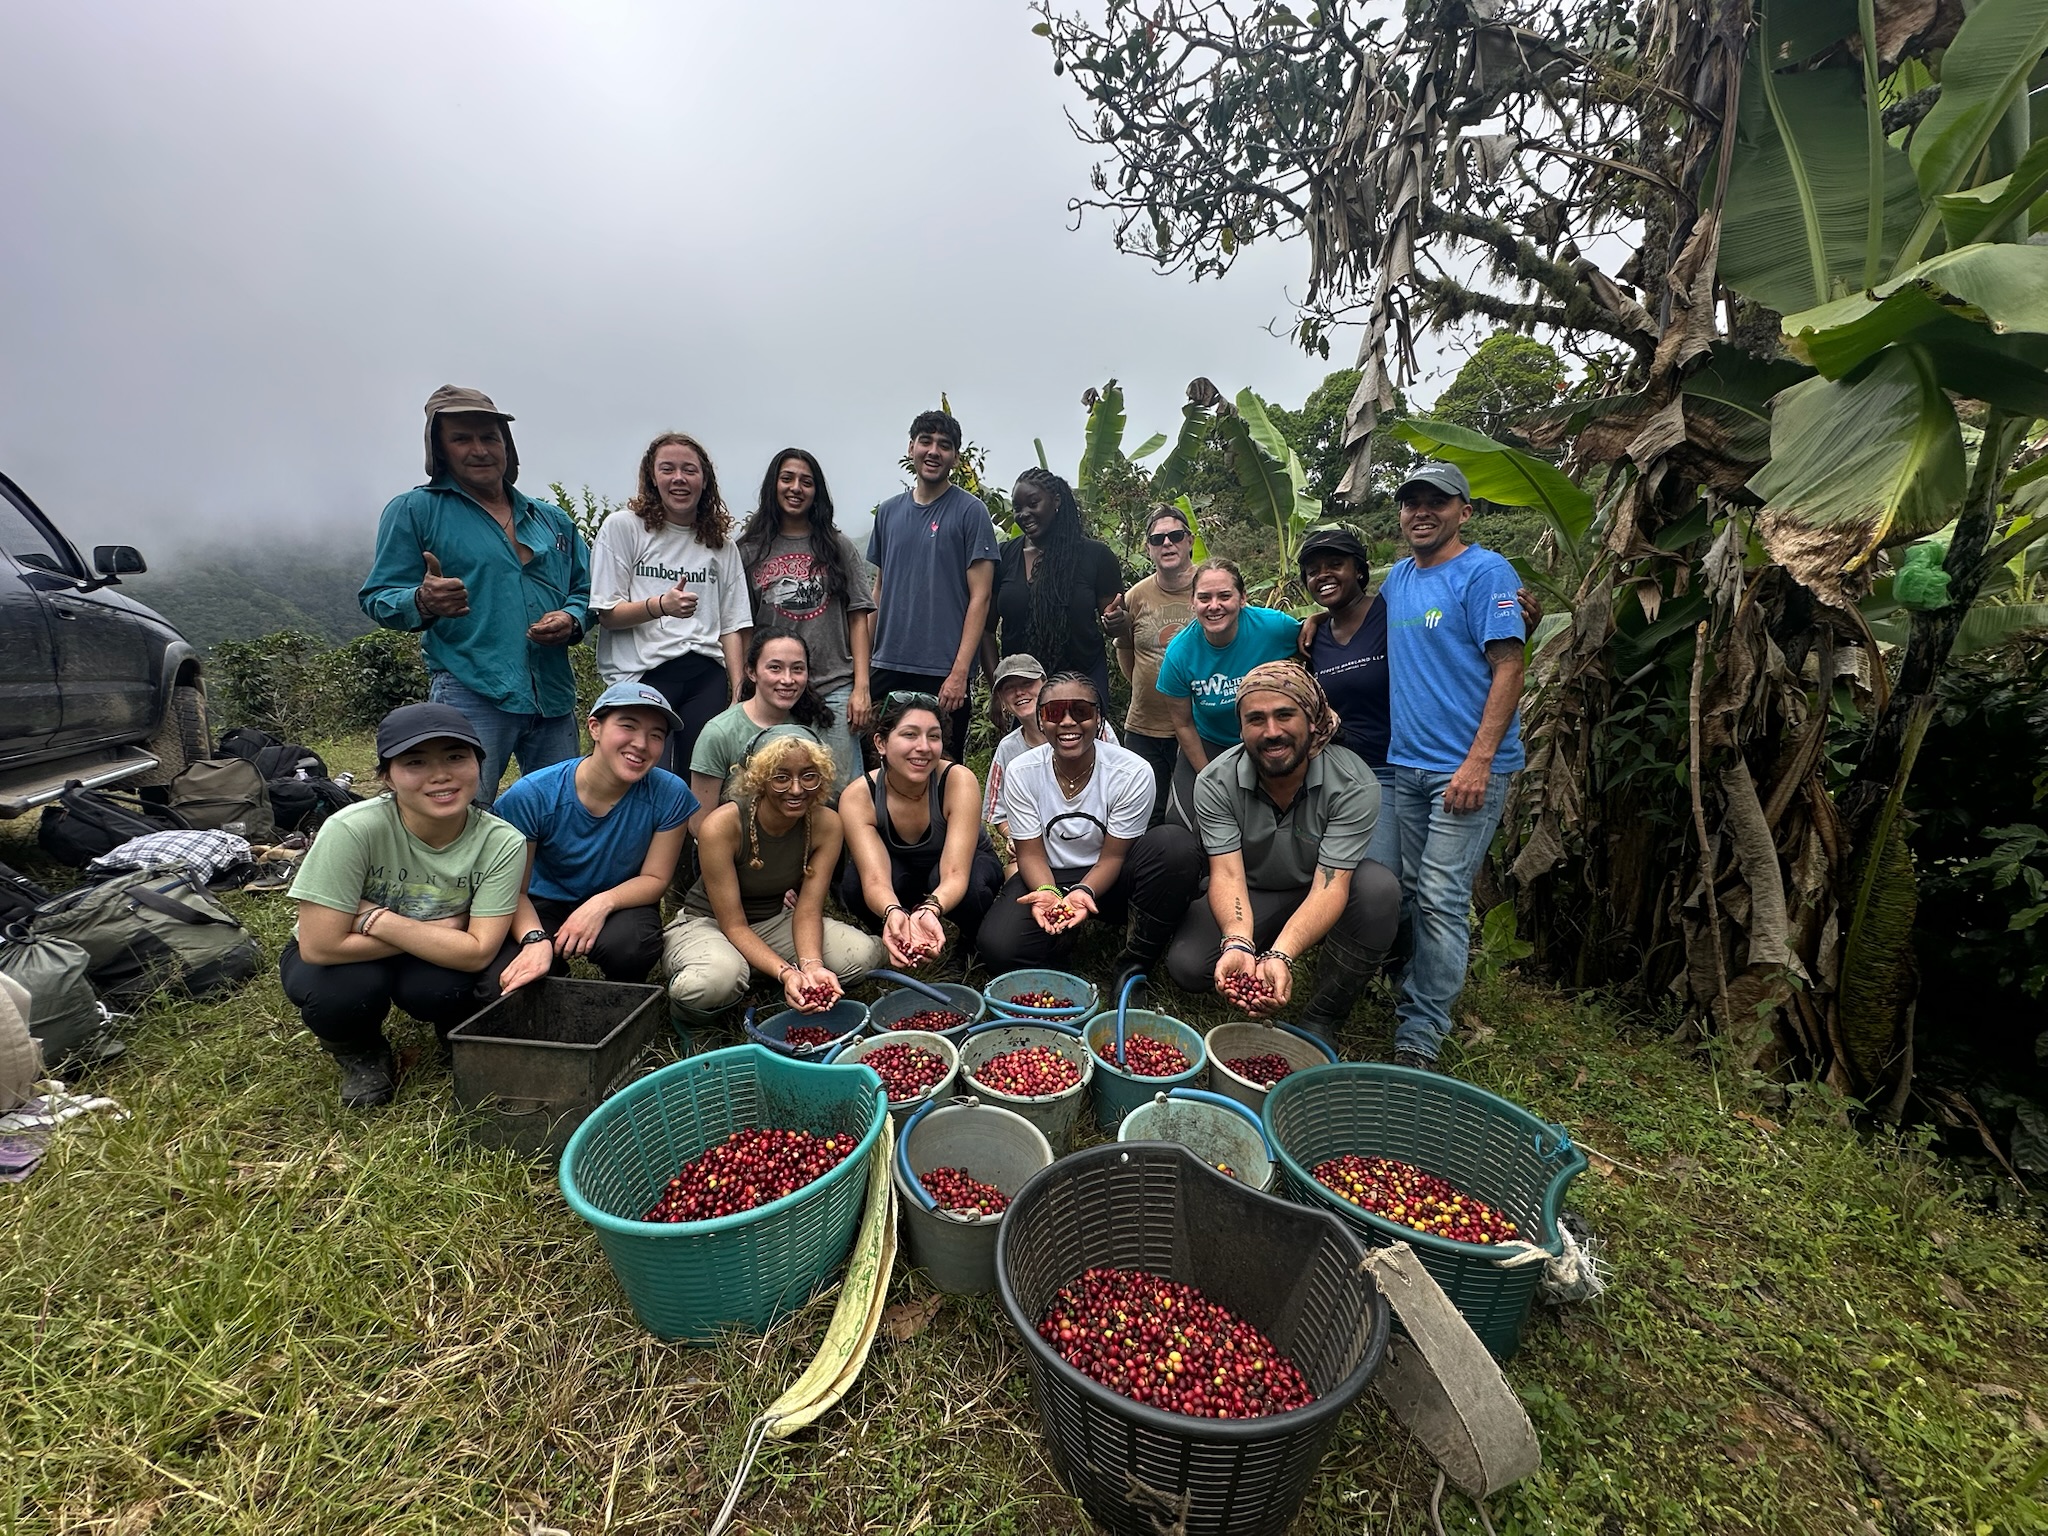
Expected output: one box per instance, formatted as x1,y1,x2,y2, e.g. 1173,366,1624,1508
838,841,1005,952
1123,730,1178,829
974,827,1207,970
870,666,972,762
640,651,730,775
279,937,519,1051
530,895,663,984
1161,846,1401,992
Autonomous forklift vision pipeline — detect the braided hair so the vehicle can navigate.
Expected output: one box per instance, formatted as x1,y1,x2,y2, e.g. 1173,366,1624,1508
1014,467,1088,670
738,737,836,873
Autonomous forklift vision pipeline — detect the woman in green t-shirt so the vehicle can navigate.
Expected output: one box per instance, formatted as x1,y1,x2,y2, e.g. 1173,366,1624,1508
280,703,552,1109
686,627,837,829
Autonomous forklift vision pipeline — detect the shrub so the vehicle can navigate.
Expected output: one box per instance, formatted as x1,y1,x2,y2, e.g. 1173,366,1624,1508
212,628,430,737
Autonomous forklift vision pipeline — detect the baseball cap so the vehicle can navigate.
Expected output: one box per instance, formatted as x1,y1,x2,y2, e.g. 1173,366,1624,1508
590,680,684,731
1296,522,1373,573
422,385,519,482
376,702,486,762
991,654,1047,688
1394,461,1472,502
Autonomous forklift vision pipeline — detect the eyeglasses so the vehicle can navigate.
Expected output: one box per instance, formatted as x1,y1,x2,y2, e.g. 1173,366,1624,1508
1147,528,1191,546
882,689,942,712
1038,699,1100,726
768,769,824,791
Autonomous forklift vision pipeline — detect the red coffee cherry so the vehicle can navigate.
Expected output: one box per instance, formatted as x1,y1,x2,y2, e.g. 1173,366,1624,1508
641,1127,855,1223
1311,1154,1522,1244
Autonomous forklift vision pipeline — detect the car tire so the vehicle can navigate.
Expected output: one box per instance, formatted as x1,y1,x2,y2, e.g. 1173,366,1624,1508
135,682,209,785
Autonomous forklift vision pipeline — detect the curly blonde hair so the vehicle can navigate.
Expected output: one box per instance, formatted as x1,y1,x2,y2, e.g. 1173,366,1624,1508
629,431,731,546
739,737,837,871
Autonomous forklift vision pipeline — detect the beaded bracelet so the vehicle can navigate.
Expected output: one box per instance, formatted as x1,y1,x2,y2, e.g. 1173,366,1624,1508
1220,937,1258,957
1260,948,1296,972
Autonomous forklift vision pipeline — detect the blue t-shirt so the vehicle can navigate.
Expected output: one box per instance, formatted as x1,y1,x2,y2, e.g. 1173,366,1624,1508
1381,546,1525,774
1309,598,1390,768
493,759,698,904
866,485,1000,675
1155,604,1303,749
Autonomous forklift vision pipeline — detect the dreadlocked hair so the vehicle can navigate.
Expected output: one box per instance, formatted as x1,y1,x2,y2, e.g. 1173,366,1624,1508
1014,467,1089,669
738,738,837,872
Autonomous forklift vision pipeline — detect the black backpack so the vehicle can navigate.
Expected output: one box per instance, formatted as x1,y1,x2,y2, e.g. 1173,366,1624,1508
217,726,351,831
218,726,327,782
0,860,54,928
37,786,191,868
268,774,360,832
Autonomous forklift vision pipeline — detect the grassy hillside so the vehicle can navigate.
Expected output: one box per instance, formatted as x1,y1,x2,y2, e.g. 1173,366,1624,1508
125,543,375,652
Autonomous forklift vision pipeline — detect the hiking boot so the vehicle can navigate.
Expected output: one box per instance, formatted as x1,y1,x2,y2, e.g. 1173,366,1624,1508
329,1043,396,1109
1391,1047,1437,1072
1296,934,1389,1041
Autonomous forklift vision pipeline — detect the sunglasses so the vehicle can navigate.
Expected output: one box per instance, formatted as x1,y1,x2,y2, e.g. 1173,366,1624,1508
882,689,943,712
1037,699,1100,726
1146,528,1191,546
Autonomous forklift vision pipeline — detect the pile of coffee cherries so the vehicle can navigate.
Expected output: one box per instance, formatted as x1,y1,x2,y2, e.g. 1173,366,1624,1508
1007,990,1076,1011
1037,1267,1316,1418
641,1127,853,1222
1219,972,1278,1011
919,1165,1010,1215
973,1044,1081,1096
890,1008,969,1033
795,981,838,1010
1095,1034,1191,1077
861,1043,949,1102
1311,1154,1522,1244
782,1023,837,1051
1222,1054,1297,1087
1041,899,1083,932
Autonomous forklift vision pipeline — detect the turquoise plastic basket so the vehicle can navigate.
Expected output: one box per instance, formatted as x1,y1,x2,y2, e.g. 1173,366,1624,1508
558,1044,886,1340
982,969,1098,1023
1082,1008,1206,1130
1262,1063,1586,1360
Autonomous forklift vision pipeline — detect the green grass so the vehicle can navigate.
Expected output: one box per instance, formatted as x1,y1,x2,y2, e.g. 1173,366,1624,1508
5,745,2048,1534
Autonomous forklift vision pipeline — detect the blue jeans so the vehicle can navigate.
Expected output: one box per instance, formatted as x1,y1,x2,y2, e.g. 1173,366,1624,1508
819,683,864,792
1366,764,1400,875
1390,765,1511,1056
428,672,581,807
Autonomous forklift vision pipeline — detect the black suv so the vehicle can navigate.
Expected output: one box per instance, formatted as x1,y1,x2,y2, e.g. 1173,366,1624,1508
0,470,206,816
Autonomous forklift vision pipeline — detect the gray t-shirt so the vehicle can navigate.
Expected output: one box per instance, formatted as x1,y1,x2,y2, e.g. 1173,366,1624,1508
866,485,1000,675
1192,742,1381,890
742,530,876,696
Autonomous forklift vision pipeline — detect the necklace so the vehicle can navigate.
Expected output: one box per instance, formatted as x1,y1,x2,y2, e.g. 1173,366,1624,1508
1053,755,1093,797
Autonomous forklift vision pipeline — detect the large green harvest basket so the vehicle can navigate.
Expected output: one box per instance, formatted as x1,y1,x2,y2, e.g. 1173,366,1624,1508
559,1044,886,1340
1263,1063,1585,1359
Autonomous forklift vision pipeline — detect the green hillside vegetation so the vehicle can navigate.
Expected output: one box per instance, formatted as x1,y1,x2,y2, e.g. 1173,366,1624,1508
126,544,376,652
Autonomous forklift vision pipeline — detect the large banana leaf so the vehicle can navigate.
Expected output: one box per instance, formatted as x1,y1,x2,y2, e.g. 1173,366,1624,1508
1129,432,1167,461
1234,389,1321,527
1077,381,1128,508
1213,393,1317,546
1953,600,2048,653
1388,418,1595,543
1939,138,2048,248
1150,401,1215,499
1906,0,2048,218
1748,344,1966,565
1780,243,2048,375
1721,55,1921,313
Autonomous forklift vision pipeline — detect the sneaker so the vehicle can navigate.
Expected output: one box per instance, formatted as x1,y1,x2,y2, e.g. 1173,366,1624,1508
1391,1047,1437,1072
330,1044,396,1109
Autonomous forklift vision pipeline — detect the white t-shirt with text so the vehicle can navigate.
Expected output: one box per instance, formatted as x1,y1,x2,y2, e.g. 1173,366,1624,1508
589,510,752,682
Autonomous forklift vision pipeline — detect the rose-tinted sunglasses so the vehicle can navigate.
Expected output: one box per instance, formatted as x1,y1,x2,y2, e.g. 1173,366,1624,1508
1038,699,1100,726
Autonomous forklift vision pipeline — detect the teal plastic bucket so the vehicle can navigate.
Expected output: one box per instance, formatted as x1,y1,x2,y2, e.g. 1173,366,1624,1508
865,981,986,1042
957,1021,1095,1152
746,998,869,1059
982,969,1097,1023
827,1029,960,1125
893,1097,1054,1295
558,1044,885,1340
1120,1087,1276,1190
1083,1008,1206,1131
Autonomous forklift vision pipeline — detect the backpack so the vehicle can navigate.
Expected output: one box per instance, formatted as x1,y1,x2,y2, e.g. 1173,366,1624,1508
267,773,359,833
31,866,261,1008
0,972,41,1113
214,725,350,831
0,860,54,929
218,726,327,782
0,929,110,1068
171,757,276,841
37,786,190,868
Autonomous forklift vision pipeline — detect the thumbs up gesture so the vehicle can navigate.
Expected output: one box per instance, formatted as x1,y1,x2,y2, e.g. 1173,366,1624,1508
417,550,470,618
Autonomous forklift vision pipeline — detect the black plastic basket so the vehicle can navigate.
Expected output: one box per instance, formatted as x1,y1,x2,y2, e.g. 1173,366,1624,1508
995,1143,1391,1536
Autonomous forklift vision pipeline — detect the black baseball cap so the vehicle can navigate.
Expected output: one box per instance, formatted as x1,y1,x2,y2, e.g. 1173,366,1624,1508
1297,522,1373,574
376,702,486,761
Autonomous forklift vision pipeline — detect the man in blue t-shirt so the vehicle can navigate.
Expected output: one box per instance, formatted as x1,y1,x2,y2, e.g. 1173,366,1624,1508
1379,462,1527,1069
493,681,698,983
866,408,1000,761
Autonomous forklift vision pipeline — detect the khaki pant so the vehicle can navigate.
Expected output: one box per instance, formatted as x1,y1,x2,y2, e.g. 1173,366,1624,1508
662,906,883,1010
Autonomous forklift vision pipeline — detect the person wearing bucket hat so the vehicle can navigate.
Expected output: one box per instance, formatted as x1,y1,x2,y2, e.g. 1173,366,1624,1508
1380,458,1528,1070
279,703,553,1108
360,387,592,807
981,653,1117,867
491,682,698,984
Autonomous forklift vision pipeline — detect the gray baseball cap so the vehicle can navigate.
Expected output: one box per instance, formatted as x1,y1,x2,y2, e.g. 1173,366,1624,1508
991,654,1046,688
590,680,683,731
1394,461,1472,502
376,702,486,762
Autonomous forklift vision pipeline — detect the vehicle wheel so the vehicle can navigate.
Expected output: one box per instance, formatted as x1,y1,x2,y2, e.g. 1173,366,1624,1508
135,682,208,785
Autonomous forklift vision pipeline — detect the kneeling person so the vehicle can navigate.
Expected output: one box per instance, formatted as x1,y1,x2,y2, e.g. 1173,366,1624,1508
494,681,696,984
1161,662,1398,1043
280,703,553,1109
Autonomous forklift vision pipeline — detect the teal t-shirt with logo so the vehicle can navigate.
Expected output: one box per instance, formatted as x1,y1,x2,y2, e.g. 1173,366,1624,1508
1154,604,1304,750
1381,546,1526,773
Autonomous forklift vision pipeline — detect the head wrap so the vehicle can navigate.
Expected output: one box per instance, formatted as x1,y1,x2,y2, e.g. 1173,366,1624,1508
1236,660,1340,760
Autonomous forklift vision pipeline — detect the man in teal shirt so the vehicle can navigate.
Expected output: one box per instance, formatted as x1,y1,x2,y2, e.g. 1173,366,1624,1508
360,386,592,805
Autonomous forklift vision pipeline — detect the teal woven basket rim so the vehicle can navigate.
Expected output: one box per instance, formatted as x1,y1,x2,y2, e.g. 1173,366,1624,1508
557,1044,886,1238
1082,1009,1207,1087
1263,1062,1587,1261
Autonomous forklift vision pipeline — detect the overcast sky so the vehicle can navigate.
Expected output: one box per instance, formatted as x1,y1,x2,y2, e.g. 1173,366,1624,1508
0,0,1408,559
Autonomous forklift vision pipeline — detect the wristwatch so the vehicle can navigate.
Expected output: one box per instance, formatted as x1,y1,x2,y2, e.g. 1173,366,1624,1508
518,929,550,947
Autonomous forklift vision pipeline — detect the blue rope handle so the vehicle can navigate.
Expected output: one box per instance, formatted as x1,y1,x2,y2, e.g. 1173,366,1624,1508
1535,1121,1575,1161
896,1099,939,1210
1115,973,1146,1068
870,968,955,1005
1165,1086,1275,1158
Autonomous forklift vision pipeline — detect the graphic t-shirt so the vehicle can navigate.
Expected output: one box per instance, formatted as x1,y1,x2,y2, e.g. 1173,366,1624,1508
1309,598,1391,768
742,531,876,696
866,485,1000,675
999,740,1156,869
982,719,1120,826
1154,604,1303,750
493,758,698,904
1116,574,1194,736
989,537,1125,679
689,704,831,803
1381,546,1526,774
288,795,525,926
589,511,753,683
